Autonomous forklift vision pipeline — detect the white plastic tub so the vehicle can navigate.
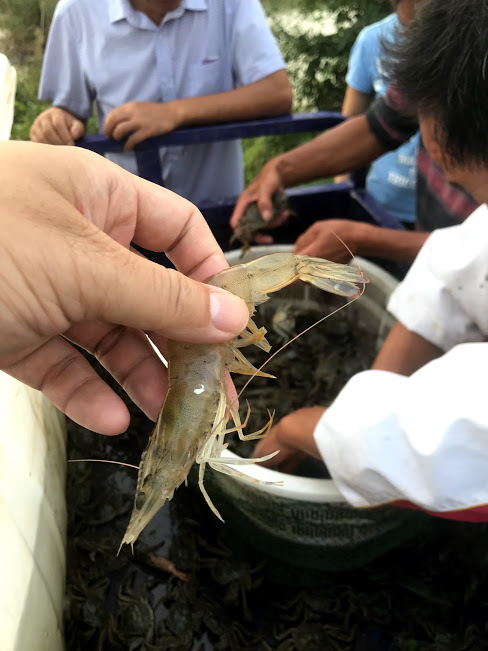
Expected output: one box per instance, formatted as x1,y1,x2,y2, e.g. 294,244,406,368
0,373,67,651
202,246,427,573
0,53,16,140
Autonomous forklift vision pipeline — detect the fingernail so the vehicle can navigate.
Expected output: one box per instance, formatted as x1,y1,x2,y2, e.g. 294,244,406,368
262,209,272,221
210,291,249,334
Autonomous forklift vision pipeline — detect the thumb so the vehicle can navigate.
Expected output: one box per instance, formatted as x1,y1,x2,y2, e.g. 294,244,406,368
230,192,255,228
85,245,250,343
69,118,85,141
257,186,276,223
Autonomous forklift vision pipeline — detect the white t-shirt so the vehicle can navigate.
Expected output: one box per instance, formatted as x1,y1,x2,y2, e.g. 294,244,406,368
314,205,488,518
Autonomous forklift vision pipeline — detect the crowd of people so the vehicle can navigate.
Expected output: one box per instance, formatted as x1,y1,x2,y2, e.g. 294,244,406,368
2,0,488,521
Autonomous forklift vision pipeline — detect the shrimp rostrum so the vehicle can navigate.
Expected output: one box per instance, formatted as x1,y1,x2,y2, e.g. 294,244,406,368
120,253,367,549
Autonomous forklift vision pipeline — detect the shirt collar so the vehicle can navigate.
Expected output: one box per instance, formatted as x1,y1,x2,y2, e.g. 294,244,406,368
109,0,207,24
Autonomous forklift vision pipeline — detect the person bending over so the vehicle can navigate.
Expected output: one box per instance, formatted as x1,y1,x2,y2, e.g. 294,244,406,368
252,0,488,522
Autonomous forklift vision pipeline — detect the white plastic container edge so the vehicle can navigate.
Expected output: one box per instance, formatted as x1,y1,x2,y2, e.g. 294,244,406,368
0,372,67,651
0,53,16,141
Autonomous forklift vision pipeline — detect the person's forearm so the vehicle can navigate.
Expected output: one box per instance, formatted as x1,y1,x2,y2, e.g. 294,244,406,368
352,224,429,264
341,86,372,118
171,70,293,127
274,114,387,188
372,322,443,375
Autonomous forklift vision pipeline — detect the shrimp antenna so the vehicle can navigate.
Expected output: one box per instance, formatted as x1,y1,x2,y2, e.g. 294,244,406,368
68,458,139,470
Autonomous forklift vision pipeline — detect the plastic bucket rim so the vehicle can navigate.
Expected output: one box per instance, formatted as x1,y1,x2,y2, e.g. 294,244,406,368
222,246,398,505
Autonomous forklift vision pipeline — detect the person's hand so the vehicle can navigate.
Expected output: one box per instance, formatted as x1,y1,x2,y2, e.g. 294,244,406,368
230,158,286,236
293,219,366,263
104,101,183,151
334,173,351,184
30,107,85,145
0,141,249,435
252,406,325,473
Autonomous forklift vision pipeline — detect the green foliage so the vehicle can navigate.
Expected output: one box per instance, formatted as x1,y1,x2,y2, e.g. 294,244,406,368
243,133,308,186
0,0,59,139
243,0,392,183
0,0,58,59
264,0,392,112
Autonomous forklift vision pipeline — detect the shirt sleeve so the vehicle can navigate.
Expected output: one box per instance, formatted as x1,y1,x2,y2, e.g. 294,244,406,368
388,204,488,351
366,85,418,151
38,4,93,119
345,28,374,94
314,343,488,514
231,0,286,86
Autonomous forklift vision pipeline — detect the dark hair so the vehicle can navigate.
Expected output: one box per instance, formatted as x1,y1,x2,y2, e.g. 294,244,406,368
387,0,488,167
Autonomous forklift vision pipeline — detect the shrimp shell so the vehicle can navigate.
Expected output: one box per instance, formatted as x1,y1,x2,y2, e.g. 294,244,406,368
120,253,367,549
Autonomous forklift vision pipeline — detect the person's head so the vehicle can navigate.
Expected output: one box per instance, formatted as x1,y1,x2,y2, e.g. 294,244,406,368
390,0,418,27
390,0,488,204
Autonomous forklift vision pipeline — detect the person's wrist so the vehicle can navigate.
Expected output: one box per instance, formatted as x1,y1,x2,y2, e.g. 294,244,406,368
168,99,186,129
347,221,371,256
273,154,288,187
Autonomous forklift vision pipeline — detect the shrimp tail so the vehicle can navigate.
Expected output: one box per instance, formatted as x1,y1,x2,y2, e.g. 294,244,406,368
119,443,178,552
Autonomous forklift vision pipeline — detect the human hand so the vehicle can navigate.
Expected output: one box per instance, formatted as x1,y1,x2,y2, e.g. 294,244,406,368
30,107,85,145
0,141,248,435
252,406,325,473
104,101,183,151
293,219,365,263
230,158,287,237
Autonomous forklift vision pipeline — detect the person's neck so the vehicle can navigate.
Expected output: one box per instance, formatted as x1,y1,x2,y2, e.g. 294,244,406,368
130,0,182,25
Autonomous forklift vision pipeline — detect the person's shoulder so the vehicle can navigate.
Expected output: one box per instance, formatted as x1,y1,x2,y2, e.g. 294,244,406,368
53,0,93,18
210,0,263,15
356,13,398,43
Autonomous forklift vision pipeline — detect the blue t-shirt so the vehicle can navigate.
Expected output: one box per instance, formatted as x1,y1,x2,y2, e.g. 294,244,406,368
346,13,418,224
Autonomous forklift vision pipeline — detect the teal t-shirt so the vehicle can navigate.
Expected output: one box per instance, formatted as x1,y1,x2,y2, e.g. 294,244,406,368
346,13,418,224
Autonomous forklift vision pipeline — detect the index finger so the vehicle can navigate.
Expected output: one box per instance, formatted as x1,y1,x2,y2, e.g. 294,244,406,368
230,188,258,229
104,105,129,139
52,112,77,145
119,171,229,282
59,151,230,283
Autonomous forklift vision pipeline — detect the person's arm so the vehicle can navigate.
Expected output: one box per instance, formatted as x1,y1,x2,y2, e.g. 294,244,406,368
0,141,249,435
104,70,293,151
372,322,443,374
252,407,324,472
293,219,429,264
341,86,373,117
231,114,388,227
31,4,91,145
334,87,372,183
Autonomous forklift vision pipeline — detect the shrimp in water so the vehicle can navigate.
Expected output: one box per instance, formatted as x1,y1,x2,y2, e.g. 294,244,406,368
120,253,367,549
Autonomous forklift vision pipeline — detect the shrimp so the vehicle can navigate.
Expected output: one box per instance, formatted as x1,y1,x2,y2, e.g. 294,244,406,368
120,253,367,549
230,190,292,256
